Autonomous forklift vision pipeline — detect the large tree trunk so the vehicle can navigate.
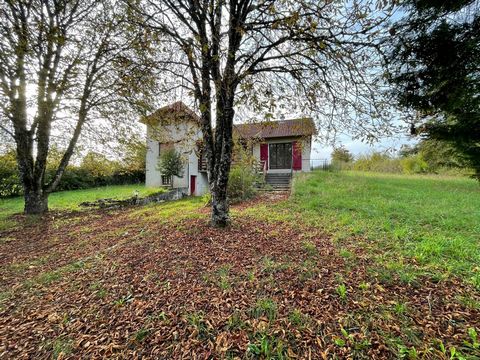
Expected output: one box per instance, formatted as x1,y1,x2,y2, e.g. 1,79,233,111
209,83,235,227
24,187,48,214
211,184,229,227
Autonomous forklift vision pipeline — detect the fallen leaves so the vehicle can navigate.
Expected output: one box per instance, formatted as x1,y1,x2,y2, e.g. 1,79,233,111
0,196,479,359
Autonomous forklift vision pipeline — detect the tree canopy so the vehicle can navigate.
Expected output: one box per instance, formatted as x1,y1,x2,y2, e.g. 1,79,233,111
0,0,150,213
331,146,354,164
387,0,480,179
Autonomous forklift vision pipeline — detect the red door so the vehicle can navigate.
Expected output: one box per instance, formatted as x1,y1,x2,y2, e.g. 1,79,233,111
190,175,196,195
292,141,302,170
260,143,268,169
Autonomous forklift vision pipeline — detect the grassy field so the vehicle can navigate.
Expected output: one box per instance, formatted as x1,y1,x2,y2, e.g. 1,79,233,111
1,172,479,358
244,171,480,288
0,184,161,230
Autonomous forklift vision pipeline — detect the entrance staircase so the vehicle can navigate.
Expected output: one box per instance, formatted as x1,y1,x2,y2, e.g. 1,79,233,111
265,173,292,191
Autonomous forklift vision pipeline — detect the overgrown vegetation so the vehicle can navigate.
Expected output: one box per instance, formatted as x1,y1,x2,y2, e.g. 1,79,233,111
227,139,263,203
331,139,475,177
387,0,480,179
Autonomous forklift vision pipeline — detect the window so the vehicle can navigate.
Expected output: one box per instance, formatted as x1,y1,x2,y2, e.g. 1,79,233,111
158,142,174,156
161,175,172,186
269,143,292,169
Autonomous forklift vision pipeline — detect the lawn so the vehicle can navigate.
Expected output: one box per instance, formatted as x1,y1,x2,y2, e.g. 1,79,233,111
243,171,480,288
0,184,161,230
0,172,479,359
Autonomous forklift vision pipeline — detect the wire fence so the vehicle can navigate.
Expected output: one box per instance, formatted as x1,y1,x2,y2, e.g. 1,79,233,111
309,159,331,171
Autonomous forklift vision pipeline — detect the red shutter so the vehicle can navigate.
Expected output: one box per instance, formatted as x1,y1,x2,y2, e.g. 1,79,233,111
292,141,302,170
260,143,268,169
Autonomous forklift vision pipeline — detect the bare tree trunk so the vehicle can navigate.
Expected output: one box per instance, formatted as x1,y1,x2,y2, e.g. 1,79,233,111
24,186,48,214
210,80,236,227
211,183,229,227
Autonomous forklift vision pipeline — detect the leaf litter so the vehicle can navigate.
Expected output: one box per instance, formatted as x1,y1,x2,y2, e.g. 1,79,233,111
0,195,479,359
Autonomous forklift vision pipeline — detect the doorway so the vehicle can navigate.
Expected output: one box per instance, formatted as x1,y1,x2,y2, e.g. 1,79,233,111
269,143,292,169
190,175,196,196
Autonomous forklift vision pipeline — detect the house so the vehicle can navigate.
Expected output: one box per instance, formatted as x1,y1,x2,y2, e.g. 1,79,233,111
141,102,316,196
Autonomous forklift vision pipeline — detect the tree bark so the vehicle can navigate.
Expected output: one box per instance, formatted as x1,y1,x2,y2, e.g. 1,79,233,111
210,83,236,227
211,185,229,227
24,187,48,214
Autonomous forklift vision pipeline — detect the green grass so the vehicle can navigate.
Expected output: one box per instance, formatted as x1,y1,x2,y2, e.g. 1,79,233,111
244,171,480,287
0,184,162,228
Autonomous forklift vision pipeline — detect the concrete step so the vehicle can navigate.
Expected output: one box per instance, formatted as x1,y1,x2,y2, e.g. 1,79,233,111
265,173,292,191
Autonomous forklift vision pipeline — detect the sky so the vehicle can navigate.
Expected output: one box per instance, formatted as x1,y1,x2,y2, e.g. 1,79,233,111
310,132,417,162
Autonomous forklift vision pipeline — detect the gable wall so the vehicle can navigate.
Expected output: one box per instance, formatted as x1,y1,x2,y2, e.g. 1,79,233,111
145,121,205,192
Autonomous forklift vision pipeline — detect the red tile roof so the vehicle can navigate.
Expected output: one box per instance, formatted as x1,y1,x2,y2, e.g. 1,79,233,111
141,102,316,139
234,118,316,139
140,101,200,125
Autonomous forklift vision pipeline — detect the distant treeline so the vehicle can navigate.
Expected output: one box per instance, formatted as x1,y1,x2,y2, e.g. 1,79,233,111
330,140,474,177
0,143,146,198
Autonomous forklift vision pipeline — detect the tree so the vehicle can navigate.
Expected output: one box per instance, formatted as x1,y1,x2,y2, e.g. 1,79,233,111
331,146,354,164
0,148,21,197
81,152,119,178
0,0,147,214
387,0,480,179
129,0,393,226
400,139,465,170
157,148,184,186
120,137,147,173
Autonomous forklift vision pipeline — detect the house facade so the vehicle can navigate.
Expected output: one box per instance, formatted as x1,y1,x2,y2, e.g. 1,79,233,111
142,102,316,196
234,119,314,174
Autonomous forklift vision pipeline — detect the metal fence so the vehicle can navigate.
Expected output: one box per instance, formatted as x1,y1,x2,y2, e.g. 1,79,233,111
309,159,331,171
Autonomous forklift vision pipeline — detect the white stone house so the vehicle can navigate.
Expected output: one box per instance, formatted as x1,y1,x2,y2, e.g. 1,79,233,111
141,102,316,196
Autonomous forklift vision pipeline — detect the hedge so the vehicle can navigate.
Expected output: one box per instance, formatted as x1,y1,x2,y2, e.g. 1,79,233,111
0,150,145,198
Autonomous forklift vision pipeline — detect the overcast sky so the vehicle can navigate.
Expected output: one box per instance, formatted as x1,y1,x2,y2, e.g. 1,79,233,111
310,132,417,162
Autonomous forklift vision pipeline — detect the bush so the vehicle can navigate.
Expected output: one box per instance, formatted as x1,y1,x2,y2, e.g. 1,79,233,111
227,138,262,203
0,173,22,197
331,146,354,163
0,148,145,198
331,160,354,171
228,164,259,203
400,155,429,174
0,150,22,197
157,148,184,182
353,152,402,173
350,148,473,177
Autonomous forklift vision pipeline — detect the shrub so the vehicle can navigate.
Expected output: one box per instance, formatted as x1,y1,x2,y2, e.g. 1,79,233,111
0,149,22,197
0,147,145,198
157,148,184,184
350,148,473,176
228,164,259,203
227,137,263,203
400,154,429,174
331,146,354,163
331,160,353,171
353,152,402,173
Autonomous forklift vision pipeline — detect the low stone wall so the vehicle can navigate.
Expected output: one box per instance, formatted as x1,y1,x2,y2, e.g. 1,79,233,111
138,187,188,204
79,187,189,209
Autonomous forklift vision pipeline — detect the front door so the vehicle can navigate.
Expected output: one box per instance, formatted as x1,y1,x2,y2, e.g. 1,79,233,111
269,143,292,170
190,175,196,195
